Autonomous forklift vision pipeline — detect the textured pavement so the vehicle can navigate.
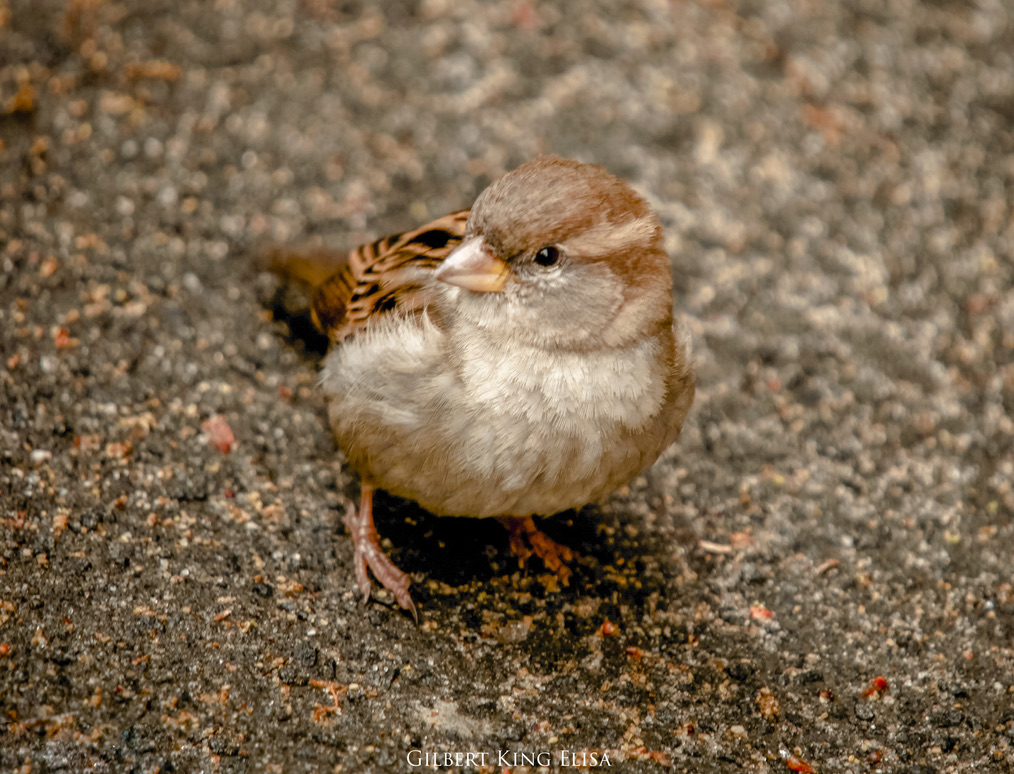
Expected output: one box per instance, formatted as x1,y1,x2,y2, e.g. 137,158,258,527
2,1,1013,772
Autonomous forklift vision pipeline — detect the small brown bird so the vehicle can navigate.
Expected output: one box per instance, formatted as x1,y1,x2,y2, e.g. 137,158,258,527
267,156,695,618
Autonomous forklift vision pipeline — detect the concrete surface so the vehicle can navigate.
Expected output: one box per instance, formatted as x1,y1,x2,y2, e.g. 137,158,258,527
2,1,1013,772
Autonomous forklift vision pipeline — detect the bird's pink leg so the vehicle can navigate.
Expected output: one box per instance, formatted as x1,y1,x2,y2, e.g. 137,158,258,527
499,516,575,586
343,483,417,620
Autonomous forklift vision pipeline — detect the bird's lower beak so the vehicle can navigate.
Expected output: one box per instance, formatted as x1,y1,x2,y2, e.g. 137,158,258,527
434,237,509,293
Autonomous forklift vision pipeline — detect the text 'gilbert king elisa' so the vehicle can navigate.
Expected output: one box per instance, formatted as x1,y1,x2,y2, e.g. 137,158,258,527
407,749,613,768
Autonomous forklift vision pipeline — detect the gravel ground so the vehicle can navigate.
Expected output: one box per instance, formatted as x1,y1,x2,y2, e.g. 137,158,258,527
2,1,1014,772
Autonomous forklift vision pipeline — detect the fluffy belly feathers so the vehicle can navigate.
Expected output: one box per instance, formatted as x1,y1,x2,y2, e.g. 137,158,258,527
321,314,672,518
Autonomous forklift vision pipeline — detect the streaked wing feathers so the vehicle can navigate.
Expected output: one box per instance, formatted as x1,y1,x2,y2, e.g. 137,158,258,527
310,210,469,342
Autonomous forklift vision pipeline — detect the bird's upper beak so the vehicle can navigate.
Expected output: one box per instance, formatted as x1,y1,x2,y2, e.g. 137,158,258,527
434,237,510,293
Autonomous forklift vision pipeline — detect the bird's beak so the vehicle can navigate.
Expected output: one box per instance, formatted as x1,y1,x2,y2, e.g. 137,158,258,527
434,237,510,293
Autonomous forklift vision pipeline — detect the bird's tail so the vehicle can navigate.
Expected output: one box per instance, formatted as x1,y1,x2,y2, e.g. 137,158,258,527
259,244,349,292
258,244,351,349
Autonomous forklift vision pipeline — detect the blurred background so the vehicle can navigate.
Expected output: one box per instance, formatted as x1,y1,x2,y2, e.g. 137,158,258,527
2,1,1013,772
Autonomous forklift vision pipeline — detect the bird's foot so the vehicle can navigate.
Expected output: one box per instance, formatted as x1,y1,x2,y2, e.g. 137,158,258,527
343,484,417,621
500,516,575,586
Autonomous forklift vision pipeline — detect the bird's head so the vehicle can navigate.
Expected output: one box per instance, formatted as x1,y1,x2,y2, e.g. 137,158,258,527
435,156,673,351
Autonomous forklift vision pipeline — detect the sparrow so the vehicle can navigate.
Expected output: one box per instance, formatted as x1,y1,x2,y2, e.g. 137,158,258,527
266,156,695,619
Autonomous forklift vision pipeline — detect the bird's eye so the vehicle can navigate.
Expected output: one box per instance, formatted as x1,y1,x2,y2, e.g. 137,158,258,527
534,246,560,267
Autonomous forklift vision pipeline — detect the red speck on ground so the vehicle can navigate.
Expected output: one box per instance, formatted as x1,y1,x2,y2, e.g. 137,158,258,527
202,414,236,453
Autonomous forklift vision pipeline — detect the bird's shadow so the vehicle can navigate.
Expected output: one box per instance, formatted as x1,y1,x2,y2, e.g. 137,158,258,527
268,285,330,359
371,490,671,598
371,492,509,585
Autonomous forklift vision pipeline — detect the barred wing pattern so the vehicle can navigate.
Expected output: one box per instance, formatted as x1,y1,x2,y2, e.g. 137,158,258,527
312,210,469,341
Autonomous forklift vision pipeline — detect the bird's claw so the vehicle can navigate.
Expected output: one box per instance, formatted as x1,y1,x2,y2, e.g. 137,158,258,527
343,489,417,621
501,516,575,586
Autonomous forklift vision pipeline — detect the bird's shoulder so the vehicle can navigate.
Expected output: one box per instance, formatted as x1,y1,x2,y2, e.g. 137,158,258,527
312,210,469,342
